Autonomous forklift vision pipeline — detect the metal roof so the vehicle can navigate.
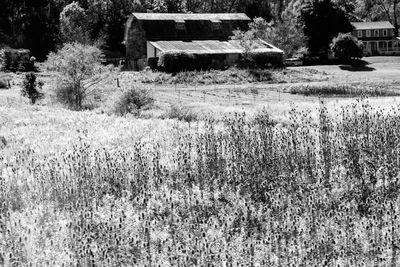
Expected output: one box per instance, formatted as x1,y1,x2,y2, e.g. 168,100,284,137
132,13,251,21
149,40,283,55
352,21,394,30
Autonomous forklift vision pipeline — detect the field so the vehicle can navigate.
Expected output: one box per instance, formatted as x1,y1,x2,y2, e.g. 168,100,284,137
2,57,400,266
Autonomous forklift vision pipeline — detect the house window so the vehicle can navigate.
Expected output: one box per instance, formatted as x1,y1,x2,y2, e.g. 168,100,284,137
366,30,371,37
374,30,379,37
383,29,387,36
357,30,362,38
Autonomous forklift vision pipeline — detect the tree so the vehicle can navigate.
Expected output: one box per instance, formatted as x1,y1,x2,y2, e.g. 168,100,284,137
231,28,258,64
330,33,364,61
300,0,354,58
45,42,114,110
359,0,400,35
232,14,306,59
60,2,90,44
262,1,307,58
0,0,60,60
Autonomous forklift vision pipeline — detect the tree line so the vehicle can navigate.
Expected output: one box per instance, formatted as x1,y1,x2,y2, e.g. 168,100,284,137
0,0,399,60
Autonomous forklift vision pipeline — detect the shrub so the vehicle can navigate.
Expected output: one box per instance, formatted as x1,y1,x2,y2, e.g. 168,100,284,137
114,87,154,116
247,68,273,81
330,33,364,61
158,51,196,72
248,52,284,68
45,43,113,110
162,104,198,122
21,72,44,104
0,48,34,72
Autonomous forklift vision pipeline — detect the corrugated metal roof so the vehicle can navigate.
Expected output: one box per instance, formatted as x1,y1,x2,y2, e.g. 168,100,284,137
132,13,251,21
149,40,283,55
352,21,394,30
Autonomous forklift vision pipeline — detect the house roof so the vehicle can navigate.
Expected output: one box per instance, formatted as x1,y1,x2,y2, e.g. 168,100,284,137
149,40,283,55
352,21,394,30
132,13,251,22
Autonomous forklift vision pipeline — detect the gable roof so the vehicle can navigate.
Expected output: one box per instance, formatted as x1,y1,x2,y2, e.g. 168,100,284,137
352,21,394,30
132,13,251,22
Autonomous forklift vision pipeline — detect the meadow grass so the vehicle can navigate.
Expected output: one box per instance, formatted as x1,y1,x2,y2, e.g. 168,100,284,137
289,84,400,97
2,99,400,265
130,67,329,85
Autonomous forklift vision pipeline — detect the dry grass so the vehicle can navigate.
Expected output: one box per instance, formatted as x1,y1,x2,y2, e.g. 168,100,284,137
5,61,400,264
288,83,400,97
3,99,400,265
125,67,329,85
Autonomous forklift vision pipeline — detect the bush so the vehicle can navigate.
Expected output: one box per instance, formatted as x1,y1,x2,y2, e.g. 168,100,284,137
247,52,284,68
114,87,154,116
0,48,34,72
330,33,364,61
158,51,196,73
45,43,113,110
21,72,44,104
162,104,198,122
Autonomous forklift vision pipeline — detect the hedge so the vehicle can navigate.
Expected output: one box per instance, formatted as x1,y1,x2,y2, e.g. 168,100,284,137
157,51,284,72
157,51,197,73
245,51,284,68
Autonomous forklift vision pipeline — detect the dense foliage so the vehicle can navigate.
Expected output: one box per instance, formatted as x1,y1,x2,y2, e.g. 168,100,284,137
300,0,354,58
21,73,44,104
114,86,155,115
45,43,113,110
0,48,34,72
330,33,364,61
3,101,400,265
158,51,197,72
1,0,396,60
60,2,91,44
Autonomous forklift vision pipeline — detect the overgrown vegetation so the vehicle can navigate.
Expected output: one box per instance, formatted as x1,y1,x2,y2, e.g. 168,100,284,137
114,86,154,116
0,48,34,72
330,33,364,61
162,104,199,122
46,43,115,110
137,67,328,85
21,72,44,104
3,101,400,265
288,84,400,97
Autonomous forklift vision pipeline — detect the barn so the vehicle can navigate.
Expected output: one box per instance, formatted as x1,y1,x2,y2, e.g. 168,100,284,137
123,13,283,71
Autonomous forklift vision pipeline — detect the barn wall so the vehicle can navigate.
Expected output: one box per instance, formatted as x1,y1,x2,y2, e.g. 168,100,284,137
125,18,148,70
147,42,155,58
